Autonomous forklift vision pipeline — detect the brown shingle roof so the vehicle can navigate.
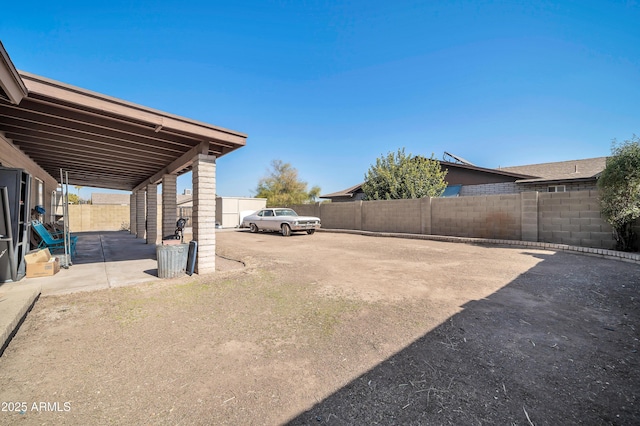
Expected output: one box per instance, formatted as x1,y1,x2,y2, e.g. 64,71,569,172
499,157,607,183
320,183,364,199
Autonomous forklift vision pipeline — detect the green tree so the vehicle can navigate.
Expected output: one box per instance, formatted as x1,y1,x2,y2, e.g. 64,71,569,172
67,193,80,204
598,135,640,251
74,186,84,204
362,148,448,200
255,160,321,207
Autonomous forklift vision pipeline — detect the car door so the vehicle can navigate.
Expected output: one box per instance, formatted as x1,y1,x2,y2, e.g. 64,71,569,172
261,209,277,230
252,209,265,229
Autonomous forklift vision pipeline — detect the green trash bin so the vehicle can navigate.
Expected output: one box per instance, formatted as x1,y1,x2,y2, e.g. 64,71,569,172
156,243,188,278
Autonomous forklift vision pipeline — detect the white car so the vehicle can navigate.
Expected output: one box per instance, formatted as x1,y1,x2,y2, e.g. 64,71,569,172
241,208,321,236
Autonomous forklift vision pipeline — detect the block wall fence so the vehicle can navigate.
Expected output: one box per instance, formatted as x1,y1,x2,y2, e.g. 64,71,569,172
68,205,130,232
67,205,172,238
65,191,640,251
293,190,637,250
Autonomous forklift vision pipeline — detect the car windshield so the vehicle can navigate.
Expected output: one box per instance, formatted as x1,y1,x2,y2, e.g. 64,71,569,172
274,209,298,217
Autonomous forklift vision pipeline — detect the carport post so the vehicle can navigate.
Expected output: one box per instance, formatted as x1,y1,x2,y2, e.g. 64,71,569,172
135,190,146,239
192,154,216,274
146,183,158,244
162,174,178,239
129,193,136,235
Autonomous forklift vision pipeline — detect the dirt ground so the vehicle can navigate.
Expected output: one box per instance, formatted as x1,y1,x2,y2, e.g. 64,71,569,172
0,230,638,425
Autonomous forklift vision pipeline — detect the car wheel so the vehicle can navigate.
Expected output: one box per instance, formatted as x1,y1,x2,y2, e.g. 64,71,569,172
307,229,315,235
250,223,258,233
281,223,291,237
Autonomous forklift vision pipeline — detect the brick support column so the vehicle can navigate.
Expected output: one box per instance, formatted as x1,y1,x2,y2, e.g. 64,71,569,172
193,154,216,274
135,190,146,239
162,174,178,238
521,191,539,242
129,193,136,235
146,184,158,244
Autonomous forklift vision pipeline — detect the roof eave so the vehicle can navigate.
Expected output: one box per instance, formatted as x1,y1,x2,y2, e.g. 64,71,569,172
19,71,248,147
0,42,28,104
441,161,536,179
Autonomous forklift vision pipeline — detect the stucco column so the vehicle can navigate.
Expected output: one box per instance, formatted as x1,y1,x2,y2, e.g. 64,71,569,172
135,190,146,239
162,174,178,238
192,154,216,274
146,183,158,244
129,193,136,235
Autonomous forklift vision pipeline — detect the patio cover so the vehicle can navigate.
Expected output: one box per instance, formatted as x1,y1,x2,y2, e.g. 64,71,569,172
0,42,247,191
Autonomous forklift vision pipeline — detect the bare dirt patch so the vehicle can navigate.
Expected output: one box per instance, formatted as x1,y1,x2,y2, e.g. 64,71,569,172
0,231,638,425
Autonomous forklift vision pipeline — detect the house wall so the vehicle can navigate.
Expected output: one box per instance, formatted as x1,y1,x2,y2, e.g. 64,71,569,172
292,190,624,250
522,181,599,192
460,182,520,196
0,134,58,222
444,167,519,185
461,180,598,196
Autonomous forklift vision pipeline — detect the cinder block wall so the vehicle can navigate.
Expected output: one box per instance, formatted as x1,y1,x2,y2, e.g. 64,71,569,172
460,182,520,196
432,194,521,239
292,190,622,250
292,204,321,219
321,202,357,230
362,199,422,233
538,190,614,248
68,205,130,232
526,182,598,192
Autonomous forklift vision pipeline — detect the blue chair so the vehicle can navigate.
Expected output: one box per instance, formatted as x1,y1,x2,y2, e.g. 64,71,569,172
31,221,78,257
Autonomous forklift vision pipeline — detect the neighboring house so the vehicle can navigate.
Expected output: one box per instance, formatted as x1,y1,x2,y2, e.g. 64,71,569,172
321,183,367,202
462,157,608,196
321,157,608,201
320,160,533,202
497,157,607,193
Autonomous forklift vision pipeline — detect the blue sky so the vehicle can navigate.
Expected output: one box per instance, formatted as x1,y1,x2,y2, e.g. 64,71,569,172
2,1,639,198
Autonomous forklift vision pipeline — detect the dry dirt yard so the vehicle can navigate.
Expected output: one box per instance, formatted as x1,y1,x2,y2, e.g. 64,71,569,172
0,230,639,425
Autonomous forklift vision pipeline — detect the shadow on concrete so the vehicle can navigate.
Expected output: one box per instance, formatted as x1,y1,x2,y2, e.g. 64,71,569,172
71,231,157,265
286,250,640,425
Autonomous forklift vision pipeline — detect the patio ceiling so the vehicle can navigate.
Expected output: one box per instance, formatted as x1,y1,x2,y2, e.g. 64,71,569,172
0,70,247,191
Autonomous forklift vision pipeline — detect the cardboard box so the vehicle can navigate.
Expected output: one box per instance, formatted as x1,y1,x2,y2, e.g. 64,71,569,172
25,248,61,278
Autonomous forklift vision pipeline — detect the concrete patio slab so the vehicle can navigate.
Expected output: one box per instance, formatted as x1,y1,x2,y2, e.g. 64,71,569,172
0,280,40,357
0,231,159,356
38,231,161,296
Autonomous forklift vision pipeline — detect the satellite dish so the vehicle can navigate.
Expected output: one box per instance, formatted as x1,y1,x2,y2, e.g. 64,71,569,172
443,151,476,166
